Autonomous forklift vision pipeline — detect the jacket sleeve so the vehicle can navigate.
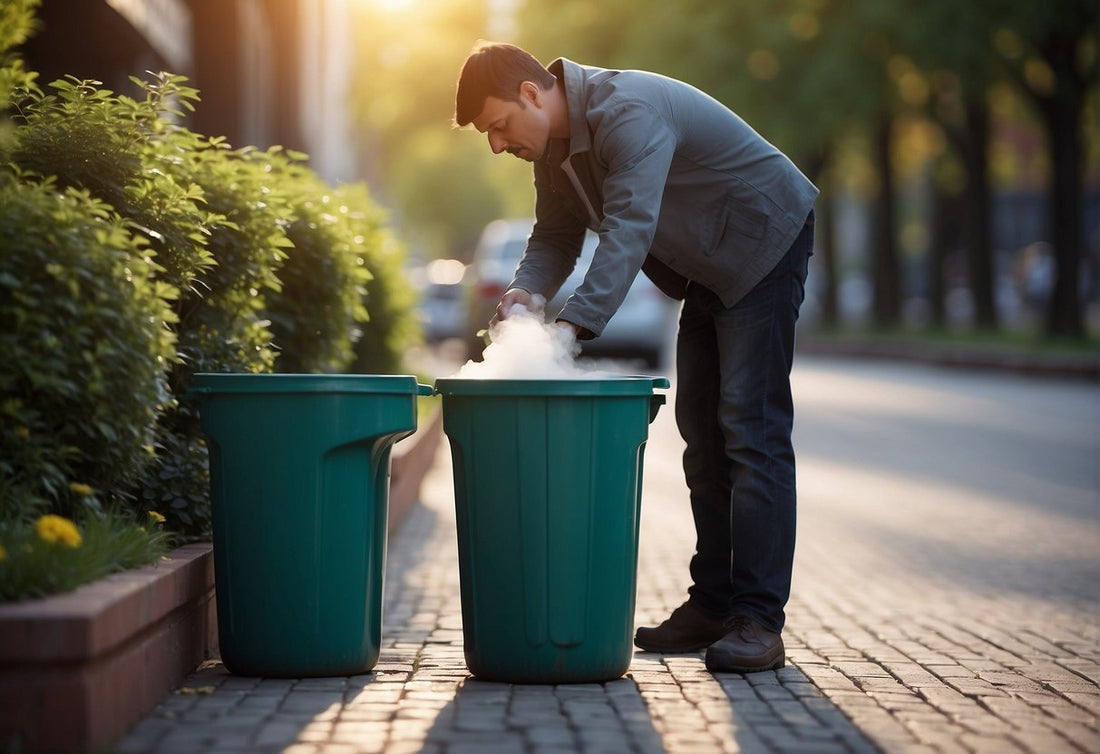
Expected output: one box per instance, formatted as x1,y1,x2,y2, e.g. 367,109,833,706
508,163,588,303
557,100,676,337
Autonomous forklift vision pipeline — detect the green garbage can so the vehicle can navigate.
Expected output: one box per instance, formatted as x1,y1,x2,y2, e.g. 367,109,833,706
435,376,668,683
190,373,433,677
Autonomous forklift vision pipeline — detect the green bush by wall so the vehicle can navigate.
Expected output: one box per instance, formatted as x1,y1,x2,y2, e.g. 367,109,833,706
0,173,177,518
2,54,419,537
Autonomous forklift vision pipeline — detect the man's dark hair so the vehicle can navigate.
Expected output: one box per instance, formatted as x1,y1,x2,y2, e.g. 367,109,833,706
454,41,557,127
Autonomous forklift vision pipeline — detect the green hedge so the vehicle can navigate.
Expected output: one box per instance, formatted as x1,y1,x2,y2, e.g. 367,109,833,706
266,154,374,374
2,62,419,536
0,173,177,517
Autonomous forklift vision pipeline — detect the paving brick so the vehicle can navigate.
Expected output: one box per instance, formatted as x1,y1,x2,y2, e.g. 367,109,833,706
945,677,1010,698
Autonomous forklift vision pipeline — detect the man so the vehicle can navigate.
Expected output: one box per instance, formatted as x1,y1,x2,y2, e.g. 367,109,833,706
454,41,817,674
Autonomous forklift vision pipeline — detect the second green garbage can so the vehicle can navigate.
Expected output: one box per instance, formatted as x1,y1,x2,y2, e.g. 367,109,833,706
190,373,432,678
435,376,668,683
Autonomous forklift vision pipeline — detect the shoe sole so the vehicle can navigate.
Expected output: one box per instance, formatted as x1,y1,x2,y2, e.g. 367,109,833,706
633,638,715,654
703,651,785,674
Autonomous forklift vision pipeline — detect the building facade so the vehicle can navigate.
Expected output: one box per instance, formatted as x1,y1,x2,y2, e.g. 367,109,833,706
21,0,360,183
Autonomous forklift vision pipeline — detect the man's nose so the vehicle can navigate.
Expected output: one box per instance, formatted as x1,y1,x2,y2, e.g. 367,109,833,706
488,133,506,154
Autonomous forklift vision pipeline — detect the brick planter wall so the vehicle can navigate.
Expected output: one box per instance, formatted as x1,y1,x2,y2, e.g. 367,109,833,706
0,543,217,753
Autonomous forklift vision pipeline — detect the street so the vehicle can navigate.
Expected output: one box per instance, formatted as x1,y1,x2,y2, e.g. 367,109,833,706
641,354,1099,618
790,355,1098,614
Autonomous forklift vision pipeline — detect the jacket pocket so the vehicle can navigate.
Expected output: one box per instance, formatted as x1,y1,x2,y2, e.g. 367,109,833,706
707,201,769,256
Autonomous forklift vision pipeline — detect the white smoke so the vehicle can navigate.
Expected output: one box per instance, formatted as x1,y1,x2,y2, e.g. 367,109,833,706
454,299,606,379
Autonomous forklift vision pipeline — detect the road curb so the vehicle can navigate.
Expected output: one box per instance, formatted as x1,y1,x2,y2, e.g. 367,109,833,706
798,335,1100,381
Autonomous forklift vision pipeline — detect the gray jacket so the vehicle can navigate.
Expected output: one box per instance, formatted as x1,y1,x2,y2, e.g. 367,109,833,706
509,58,819,338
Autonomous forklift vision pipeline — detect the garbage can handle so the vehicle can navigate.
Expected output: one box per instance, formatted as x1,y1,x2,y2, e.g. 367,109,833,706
417,383,435,396
648,393,667,423
650,377,670,390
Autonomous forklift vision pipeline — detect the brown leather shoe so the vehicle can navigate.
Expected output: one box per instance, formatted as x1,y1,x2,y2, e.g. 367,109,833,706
704,615,785,673
634,602,729,653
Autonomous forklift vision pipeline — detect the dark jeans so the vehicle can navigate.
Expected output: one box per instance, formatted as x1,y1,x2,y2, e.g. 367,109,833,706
675,212,814,632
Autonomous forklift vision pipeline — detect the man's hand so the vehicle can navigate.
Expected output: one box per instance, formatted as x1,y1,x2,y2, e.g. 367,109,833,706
489,288,535,328
553,320,581,338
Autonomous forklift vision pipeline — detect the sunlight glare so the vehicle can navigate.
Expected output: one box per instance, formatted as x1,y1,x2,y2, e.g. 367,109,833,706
356,0,415,11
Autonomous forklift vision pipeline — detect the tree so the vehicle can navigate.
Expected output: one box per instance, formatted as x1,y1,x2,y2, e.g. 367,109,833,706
896,0,1002,330
991,1,1097,338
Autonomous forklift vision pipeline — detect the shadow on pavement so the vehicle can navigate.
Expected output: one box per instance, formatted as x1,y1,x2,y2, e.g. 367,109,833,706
419,677,667,752
124,661,384,752
412,658,883,753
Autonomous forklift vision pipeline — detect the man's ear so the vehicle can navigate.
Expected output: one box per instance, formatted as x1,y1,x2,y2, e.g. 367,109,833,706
519,80,541,106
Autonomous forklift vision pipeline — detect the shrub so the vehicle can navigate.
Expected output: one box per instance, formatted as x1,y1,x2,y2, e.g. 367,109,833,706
0,0,38,106
267,153,374,373
343,184,421,375
133,140,295,535
167,141,294,377
11,74,220,290
0,173,177,518
4,64,418,538
7,75,230,536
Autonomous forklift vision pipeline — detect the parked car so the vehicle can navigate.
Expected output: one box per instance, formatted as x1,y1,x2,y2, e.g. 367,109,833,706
464,218,678,367
414,258,467,343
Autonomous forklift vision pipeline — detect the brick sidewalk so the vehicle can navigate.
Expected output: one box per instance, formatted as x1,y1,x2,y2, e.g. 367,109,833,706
117,375,1099,754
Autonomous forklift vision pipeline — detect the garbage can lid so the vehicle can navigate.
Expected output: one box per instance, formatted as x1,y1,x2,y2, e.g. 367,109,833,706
434,375,669,396
190,373,433,396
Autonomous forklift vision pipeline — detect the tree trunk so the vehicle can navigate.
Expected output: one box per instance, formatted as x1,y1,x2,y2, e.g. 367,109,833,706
871,117,901,327
800,150,838,328
961,96,997,330
1041,91,1085,339
929,181,963,329
1011,17,1092,339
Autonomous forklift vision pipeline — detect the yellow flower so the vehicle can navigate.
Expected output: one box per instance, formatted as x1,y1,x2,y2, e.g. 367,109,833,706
36,515,83,548
69,482,94,497
15,426,29,439
0,545,7,562
147,510,166,525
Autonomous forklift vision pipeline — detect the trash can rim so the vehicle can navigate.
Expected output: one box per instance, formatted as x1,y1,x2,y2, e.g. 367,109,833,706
190,373,432,396
434,375,669,396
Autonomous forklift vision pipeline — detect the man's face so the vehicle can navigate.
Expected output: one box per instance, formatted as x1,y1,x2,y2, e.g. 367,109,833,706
471,84,550,162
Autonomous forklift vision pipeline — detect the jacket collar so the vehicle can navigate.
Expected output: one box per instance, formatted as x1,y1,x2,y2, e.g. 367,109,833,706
546,57,594,160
